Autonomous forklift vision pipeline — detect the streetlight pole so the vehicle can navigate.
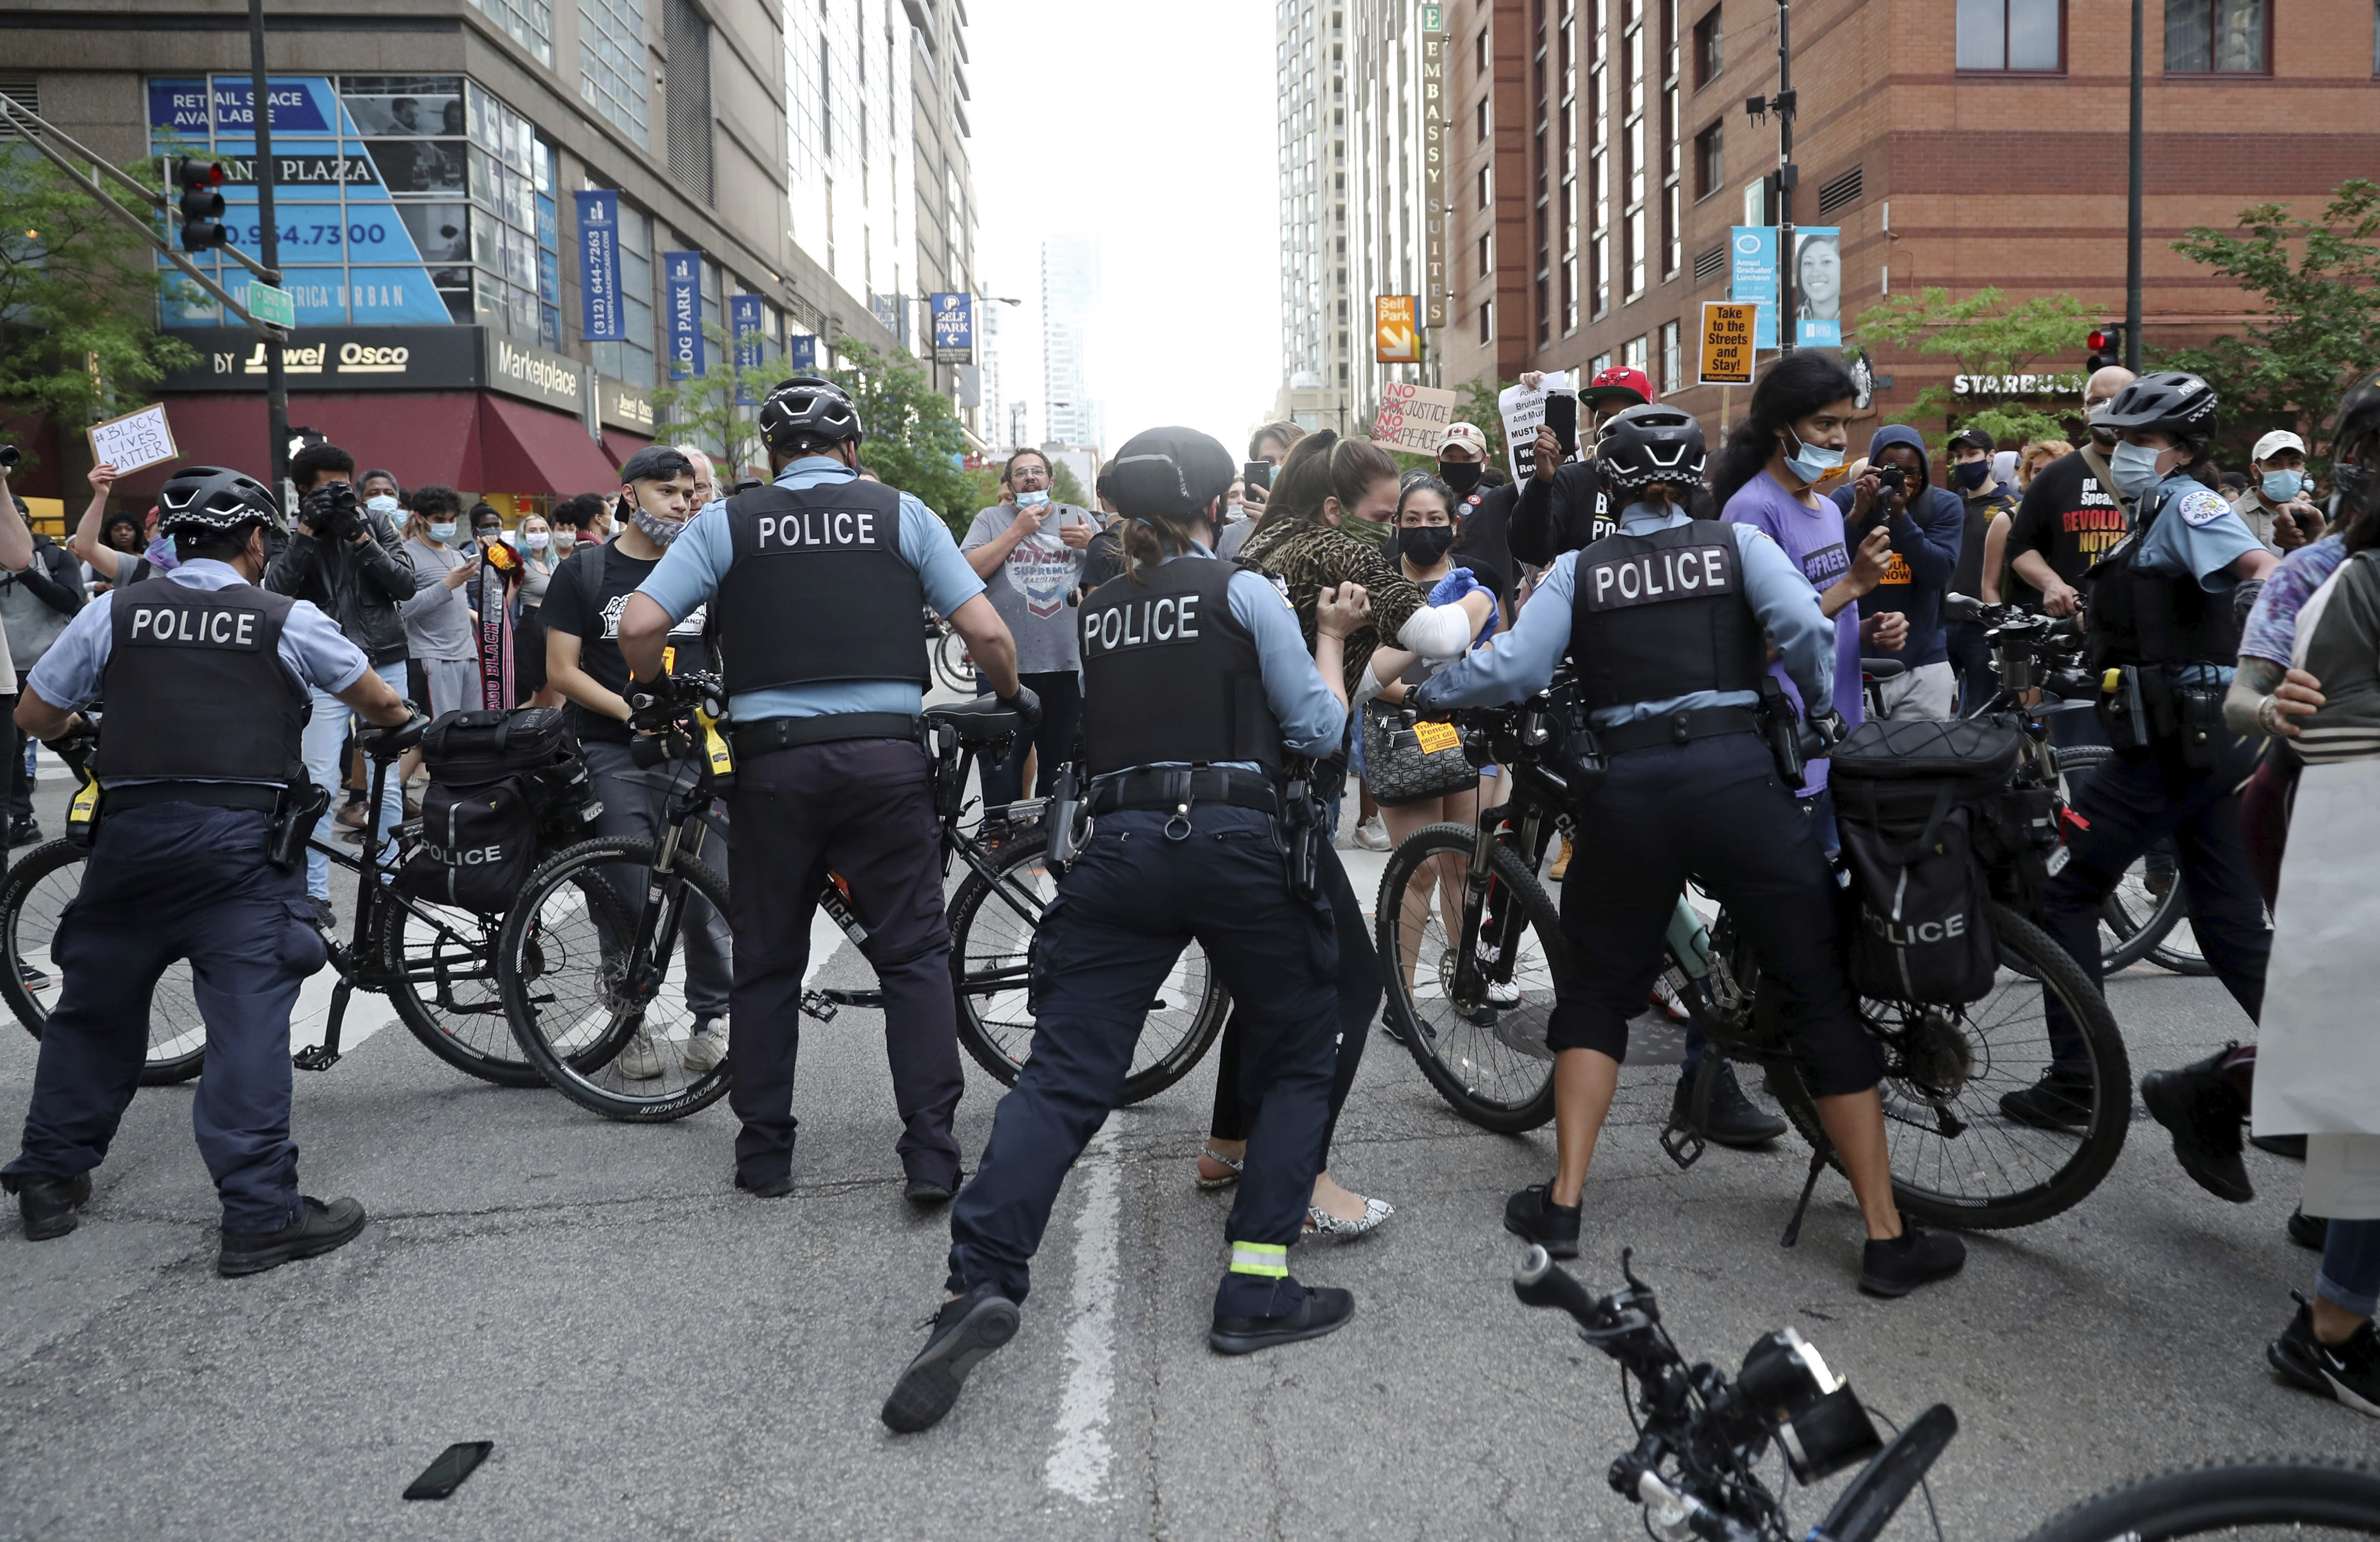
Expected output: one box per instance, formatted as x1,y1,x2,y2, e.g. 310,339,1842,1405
247,0,292,493
1775,1,1797,356
2125,0,2144,372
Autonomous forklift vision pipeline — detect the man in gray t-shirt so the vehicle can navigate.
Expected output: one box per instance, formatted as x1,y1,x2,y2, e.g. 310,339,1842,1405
960,448,1091,808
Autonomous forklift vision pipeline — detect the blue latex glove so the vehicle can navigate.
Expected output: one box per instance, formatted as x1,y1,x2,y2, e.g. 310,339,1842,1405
1428,566,1483,607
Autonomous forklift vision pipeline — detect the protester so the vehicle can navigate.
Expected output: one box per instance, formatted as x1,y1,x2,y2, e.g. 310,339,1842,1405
2234,430,2327,555
515,512,560,707
2007,366,2137,620
0,497,85,846
1829,426,1959,719
961,448,1092,819
397,486,480,724
1940,428,2019,700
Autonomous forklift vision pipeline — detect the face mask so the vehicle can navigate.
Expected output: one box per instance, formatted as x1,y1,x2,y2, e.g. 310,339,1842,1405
1953,460,1992,490
552,531,575,553
364,494,400,518
1781,428,1844,487
2261,470,2305,502
1397,525,1457,566
427,522,457,542
474,527,502,544
1016,489,1051,510
1438,461,1484,496
2108,441,2167,500
631,506,687,547
526,531,550,551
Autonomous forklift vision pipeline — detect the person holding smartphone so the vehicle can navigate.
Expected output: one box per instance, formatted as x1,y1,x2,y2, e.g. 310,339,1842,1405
962,448,1093,817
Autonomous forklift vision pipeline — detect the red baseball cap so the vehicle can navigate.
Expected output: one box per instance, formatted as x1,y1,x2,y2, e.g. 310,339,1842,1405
1580,366,1656,408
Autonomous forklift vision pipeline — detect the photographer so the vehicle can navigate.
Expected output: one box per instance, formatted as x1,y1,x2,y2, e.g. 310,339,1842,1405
1830,426,1961,719
265,442,419,926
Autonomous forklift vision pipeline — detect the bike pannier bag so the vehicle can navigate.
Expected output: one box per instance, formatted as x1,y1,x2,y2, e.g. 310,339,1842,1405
397,708,596,912
1830,719,2019,1005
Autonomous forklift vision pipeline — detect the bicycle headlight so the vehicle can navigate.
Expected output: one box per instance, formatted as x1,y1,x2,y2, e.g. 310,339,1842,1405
1730,1328,1882,1483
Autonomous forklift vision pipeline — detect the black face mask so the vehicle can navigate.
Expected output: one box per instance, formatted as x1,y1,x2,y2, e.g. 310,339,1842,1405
1398,525,1457,566
1438,460,1484,495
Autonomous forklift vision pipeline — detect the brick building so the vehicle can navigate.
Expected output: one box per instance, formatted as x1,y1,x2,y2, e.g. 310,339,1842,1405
1366,0,2380,454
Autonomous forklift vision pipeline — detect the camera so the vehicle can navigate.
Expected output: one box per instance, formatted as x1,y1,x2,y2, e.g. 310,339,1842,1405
1870,464,1905,501
302,479,367,542
0,445,19,472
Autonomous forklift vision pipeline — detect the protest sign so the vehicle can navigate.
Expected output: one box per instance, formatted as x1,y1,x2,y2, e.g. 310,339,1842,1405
1496,371,1572,483
1370,381,1460,455
86,404,179,475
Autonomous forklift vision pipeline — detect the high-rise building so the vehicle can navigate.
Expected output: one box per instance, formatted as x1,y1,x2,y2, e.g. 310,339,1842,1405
1344,0,1451,425
1272,0,1354,434
897,0,982,441
1041,232,1101,453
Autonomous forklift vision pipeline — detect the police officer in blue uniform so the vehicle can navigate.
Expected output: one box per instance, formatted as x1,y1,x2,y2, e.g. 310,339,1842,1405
2007,373,2280,1185
620,378,1032,1204
1411,406,1967,1297
1,468,413,1273
880,427,1364,1434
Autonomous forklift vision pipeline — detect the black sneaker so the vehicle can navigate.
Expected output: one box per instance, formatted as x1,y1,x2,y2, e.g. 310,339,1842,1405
7,818,41,849
1858,1227,1967,1297
217,1195,367,1278
2000,1068,2096,1132
2141,1047,2252,1203
881,1285,1020,1433
1210,1284,1356,1355
1672,1061,1787,1149
2289,1208,2332,1252
2268,1293,2380,1418
10,1171,91,1240
306,895,337,932
903,1172,959,1207
18,961,49,992
1503,1183,1580,1260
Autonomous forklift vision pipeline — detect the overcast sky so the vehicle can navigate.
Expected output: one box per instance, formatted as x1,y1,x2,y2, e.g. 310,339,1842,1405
969,0,1280,457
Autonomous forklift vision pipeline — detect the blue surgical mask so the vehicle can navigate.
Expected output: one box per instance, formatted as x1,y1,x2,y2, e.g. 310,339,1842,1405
1781,429,1844,487
427,521,458,542
364,494,400,518
2261,470,2305,502
2108,441,2166,501
1016,489,1051,510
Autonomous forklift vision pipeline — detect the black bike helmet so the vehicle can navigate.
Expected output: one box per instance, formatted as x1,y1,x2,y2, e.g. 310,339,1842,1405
757,375,864,454
2328,369,2380,462
155,466,281,538
1595,403,1707,494
1110,427,1235,520
2097,370,2218,440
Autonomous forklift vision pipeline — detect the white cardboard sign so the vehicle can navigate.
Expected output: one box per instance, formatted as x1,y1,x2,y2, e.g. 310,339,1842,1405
1496,372,1572,483
86,404,179,476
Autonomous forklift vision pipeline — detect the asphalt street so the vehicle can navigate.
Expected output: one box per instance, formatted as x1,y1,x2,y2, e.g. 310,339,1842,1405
0,745,2368,1542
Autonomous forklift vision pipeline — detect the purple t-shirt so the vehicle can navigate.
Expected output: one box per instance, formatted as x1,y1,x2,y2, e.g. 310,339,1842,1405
2240,534,2347,666
1724,468,1862,793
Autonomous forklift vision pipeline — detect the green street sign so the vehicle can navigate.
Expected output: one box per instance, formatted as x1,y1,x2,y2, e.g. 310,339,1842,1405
246,282,295,330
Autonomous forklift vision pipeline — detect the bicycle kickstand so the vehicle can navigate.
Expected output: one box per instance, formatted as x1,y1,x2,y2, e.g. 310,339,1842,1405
1780,1135,1833,1249
293,978,352,1072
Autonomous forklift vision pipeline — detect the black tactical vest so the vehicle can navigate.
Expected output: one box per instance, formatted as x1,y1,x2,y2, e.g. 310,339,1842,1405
95,575,310,784
2085,483,2245,675
1569,519,1766,712
1079,557,1281,775
714,478,928,697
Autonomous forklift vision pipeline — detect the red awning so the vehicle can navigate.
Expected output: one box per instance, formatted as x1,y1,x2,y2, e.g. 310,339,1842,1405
479,394,622,498
599,427,653,471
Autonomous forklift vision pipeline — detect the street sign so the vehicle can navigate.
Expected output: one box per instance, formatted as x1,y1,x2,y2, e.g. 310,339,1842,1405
245,281,295,330
930,292,974,365
1375,295,1420,364
1698,302,1756,386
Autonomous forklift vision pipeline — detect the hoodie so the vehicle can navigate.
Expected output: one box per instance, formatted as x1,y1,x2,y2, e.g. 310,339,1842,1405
1830,424,1964,668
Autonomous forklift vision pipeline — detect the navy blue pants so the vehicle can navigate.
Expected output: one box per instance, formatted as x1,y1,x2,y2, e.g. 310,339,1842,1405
3,804,326,1233
948,806,1340,1317
2041,746,2270,1073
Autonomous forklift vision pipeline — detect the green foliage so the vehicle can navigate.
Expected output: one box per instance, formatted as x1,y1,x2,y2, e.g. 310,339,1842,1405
2159,179,2380,472
1047,457,1090,509
830,339,973,540
0,144,199,454
1850,287,2097,448
649,320,781,478
1452,375,1507,468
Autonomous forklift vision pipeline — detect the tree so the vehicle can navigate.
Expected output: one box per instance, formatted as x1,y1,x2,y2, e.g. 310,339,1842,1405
2160,179,2380,473
828,338,974,539
649,320,780,479
0,144,198,457
1849,287,2098,448
1452,375,1508,470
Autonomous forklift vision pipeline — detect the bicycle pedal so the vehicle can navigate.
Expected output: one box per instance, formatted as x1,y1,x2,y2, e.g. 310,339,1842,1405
798,989,839,1023
293,1045,341,1072
1658,1122,1707,1171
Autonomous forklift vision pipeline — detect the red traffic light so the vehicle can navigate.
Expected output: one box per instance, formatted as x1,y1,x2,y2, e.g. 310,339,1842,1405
176,158,225,190
2087,329,2111,352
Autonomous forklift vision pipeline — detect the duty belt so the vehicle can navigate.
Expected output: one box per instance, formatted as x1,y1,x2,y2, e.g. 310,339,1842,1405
101,781,285,813
1088,766,1281,818
1596,705,1761,756
730,712,922,760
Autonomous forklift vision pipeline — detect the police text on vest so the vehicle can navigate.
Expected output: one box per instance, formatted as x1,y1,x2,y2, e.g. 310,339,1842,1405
1584,544,1735,611
754,509,880,550
127,605,263,648
1083,594,1201,654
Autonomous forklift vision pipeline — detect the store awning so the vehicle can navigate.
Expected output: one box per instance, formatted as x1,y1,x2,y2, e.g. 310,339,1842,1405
599,427,653,472
479,394,620,497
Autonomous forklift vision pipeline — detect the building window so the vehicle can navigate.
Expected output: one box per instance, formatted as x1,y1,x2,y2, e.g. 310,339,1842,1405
1478,98,1490,141
1479,232,1492,277
1957,0,2064,71
1693,5,1722,86
469,0,554,66
1624,333,1649,370
1477,27,1489,72
1478,164,1492,209
2164,0,2266,73
1694,121,1724,199
1479,301,1492,343
580,0,650,145
1591,350,1613,375
1660,319,1681,394
663,0,714,202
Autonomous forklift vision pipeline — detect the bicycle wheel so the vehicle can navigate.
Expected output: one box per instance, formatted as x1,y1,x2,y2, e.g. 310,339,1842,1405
933,625,978,694
377,893,544,1087
2021,1459,2380,1542
948,838,1230,1105
0,839,205,1086
2051,744,2186,974
1377,821,1565,1134
1770,900,2131,1231
497,835,734,1122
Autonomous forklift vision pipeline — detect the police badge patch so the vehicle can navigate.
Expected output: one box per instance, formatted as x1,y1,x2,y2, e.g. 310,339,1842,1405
2178,488,2234,528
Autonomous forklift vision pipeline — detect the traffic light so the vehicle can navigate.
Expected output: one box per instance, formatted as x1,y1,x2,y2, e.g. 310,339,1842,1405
2086,323,2128,372
176,158,228,251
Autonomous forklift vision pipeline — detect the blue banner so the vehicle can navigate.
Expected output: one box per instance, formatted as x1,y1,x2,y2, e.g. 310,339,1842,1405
663,250,702,379
929,292,973,365
1729,225,1778,349
1790,227,1843,349
576,190,623,341
731,294,763,403
787,334,817,370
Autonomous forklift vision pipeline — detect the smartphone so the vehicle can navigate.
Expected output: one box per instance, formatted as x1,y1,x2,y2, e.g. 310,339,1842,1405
1544,393,1579,458
1243,461,1273,496
404,1442,492,1501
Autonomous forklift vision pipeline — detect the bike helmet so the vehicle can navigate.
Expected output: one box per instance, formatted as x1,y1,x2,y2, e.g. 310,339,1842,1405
1109,427,1235,520
757,375,864,454
2328,369,2380,462
155,466,281,538
1595,403,1707,494
2096,370,2218,440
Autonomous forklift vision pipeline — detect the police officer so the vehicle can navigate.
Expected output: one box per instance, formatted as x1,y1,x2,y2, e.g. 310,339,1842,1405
2008,373,2279,1175
1,468,413,1274
880,427,1363,1434
1411,406,1966,1297
619,378,1031,1204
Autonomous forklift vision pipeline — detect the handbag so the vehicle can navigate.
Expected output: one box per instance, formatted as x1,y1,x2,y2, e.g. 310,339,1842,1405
1361,699,1478,804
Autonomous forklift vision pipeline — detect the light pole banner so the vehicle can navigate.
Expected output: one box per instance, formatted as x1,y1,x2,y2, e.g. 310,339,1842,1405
730,294,763,403
576,190,624,342
1790,227,1843,349
1729,225,1778,350
663,250,702,379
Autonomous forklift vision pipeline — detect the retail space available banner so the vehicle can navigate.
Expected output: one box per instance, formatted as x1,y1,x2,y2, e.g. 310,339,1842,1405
1371,381,1460,456
930,293,974,365
663,251,702,379
1497,371,1572,484
1728,225,1841,350
577,190,624,341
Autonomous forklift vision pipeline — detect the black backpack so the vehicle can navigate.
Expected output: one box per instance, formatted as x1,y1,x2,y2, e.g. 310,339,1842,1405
1829,719,2023,1005
397,708,599,914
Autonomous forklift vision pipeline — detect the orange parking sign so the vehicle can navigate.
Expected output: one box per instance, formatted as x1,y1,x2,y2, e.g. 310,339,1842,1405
1375,295,1420,364
1698,302,1756,385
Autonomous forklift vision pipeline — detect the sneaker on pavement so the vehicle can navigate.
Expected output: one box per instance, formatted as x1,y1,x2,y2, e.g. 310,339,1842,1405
1353,814,1391,852
1210,1284,1356,1355
10,1171,92,1240
1858,1227,1967,1297
614,1029,669,1081
2269,1294,2380,1418
882,1285,1020,1432
1649,974,1691,1023
334,801,369,830
2141,1046,2252,1202
218,1195,367,1277
681,1020,729,1073
306,895,337,932
2000,1068,2096,1133
1548,833,1573,881
1503,1182,1580,1259
1671,1061,1787,1148
18,961,49,992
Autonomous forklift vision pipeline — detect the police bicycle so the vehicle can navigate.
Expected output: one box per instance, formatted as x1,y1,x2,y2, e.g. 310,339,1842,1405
494,676,1229,1122
0,713,542,1087
1378,671,2131,1234
925,607,979,694
1511,1245,2380,1542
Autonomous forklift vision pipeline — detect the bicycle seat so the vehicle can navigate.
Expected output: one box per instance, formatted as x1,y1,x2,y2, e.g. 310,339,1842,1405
360,714,429,760
924,697,1021,744
1859,657,1907,681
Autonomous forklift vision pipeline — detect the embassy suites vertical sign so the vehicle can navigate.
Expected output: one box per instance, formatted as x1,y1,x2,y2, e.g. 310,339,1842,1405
1421,4,1447,329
